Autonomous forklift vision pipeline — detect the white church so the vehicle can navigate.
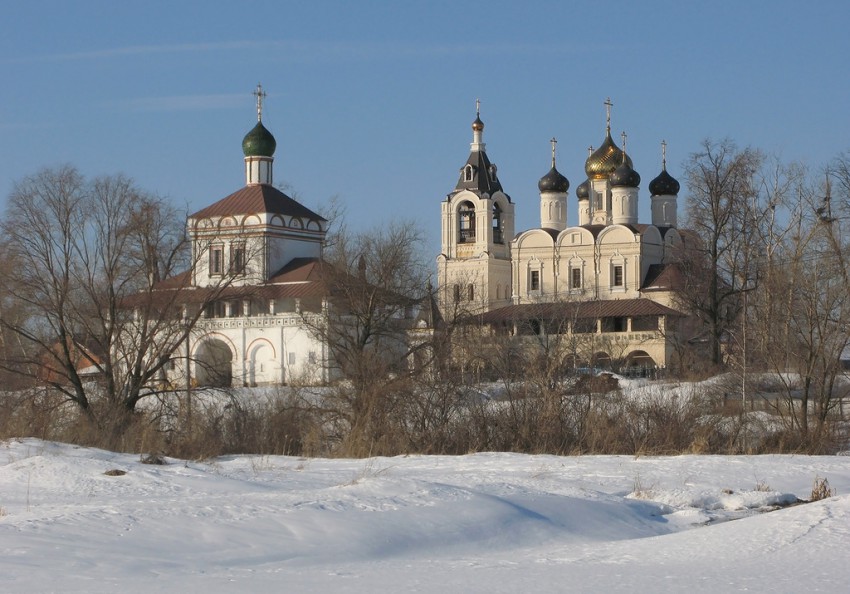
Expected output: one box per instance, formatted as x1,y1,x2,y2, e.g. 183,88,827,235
160,85,334,387
158,89,689,387
436,100,688,371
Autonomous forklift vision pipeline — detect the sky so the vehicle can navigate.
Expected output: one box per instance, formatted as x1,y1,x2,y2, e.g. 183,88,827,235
2,1,849,262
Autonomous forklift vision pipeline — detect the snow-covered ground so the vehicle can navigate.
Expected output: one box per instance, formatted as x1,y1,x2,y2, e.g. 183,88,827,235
1,439,849,593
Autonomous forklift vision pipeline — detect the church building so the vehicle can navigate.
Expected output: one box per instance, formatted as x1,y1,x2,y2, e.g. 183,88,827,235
437,100,687,371
160,85,333,387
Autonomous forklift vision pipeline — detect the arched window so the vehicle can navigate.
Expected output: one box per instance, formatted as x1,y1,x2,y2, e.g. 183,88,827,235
463,165,475,182
492,203,503,244
459,201,476,243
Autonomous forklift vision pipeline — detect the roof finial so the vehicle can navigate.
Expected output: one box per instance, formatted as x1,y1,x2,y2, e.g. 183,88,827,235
604,97,613,133
253,83,267,122
620,131,628,163
588,145,594,157
550,137,557,168
661,139,667,170
476,97,481,117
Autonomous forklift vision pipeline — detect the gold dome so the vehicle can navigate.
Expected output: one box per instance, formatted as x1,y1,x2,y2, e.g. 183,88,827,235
472,114,484,132
585,131,632,179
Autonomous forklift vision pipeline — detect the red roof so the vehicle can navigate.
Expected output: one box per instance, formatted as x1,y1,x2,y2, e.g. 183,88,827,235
190,184,327,222
641,263,685,292
481,298,683,323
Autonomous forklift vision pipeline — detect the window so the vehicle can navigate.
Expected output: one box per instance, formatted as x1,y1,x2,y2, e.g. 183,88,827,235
209,245,223,275
632,316,660,332
492,204,503,244
230,244,246,275
204,301,226,318
573,318,596,334
459,202,476,243
463,164,474,182
468,284,475,302
530,270,540,291
453,284,461,303
612,265,624,287
288,352,296,365
571,268,582,289
308,351,317,365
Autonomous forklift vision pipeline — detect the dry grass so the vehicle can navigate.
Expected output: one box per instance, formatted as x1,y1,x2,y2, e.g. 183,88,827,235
810,476,836,501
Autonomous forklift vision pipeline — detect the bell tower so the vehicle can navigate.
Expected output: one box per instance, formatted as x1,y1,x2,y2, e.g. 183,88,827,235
437,101,515,316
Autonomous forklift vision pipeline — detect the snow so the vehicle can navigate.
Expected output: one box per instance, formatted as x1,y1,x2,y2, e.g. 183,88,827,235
2,439,849,593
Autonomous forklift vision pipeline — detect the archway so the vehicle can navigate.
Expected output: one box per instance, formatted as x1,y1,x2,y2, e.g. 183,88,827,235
195,338,233,387
624,350,656,377
248,342,276,386
591,351,611,370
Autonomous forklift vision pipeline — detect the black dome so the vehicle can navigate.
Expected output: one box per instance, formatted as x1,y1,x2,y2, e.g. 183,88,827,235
576,179,590,200
538,166,569,193
610,161,640,188
649,168,680,196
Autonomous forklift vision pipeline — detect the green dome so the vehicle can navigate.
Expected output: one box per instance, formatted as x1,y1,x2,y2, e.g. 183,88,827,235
242,121,277,157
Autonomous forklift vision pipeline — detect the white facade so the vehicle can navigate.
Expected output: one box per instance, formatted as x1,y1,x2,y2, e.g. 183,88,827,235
162,92,334,387
438,105,685,369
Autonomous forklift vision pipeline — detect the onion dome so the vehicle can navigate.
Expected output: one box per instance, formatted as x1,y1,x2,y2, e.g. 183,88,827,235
610,160,640,188
576,179,590,201
649,168,680,196
242,121,277,157
538,165,569,193
585,132,632,179
472,114,484,132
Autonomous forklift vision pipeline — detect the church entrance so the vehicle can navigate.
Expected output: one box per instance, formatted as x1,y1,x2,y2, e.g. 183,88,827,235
195,338,233,387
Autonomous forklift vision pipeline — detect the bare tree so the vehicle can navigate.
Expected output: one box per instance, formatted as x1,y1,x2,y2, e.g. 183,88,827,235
302,220,429,455
0,166,231,442
681,139,764,366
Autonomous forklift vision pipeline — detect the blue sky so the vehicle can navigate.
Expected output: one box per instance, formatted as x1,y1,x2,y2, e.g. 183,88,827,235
2,1,848,260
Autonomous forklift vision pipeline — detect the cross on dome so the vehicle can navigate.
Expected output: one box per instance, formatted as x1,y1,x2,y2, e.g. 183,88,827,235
550,137,557,167
604,97,613,132
253,83,267,122
661,139,668,169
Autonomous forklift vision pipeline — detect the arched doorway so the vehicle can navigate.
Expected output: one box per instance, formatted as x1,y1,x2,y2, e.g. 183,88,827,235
195,338,233,387
591,351,611,370
248,342,276,386
625,350,656,377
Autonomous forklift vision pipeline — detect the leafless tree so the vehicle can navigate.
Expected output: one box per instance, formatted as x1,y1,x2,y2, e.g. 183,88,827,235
302,220,429,455
681,139,765,366
0,166,233,442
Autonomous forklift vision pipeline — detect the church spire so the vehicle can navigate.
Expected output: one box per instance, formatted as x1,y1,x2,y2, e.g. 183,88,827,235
242,83,276,185
452,99,505,197
471,98,485,151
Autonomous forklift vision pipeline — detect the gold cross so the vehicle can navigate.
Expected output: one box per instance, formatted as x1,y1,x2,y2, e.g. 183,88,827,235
604,97,613,131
